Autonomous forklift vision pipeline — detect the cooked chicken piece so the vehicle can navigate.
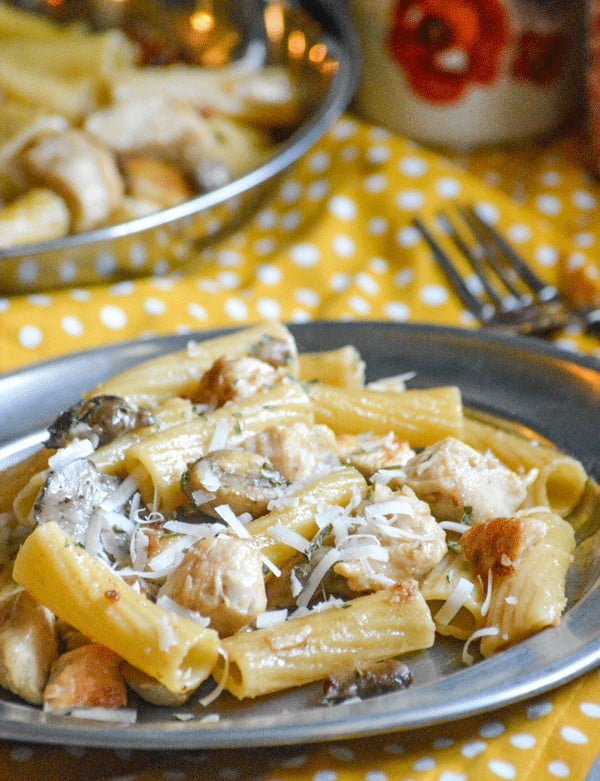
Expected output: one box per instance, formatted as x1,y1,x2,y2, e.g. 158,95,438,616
121,154,194,208
187,355,281,407
47,394,155,449
336,431,415,478
399,437,528,524
43,643,127,713
253,336,297,368
461,514,547,580
0,589,57,705
121,663,191,706
246,422,341,483
182,449,288,519
32,459,120,543
20,129,124,231
162,536,267,636
334,485,447,591
0,187,70,248
84,97,231,191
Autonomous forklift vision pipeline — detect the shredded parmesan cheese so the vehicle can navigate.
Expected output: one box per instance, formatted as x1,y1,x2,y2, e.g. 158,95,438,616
480,569,493,617
462,626,500,665
255,608,289,628
267,523,311,554
68,707,138,723
296,548,342,608
48,440,95,469
198,646,229,707
214,504,251,538
434,577,475,627
208,419,230,452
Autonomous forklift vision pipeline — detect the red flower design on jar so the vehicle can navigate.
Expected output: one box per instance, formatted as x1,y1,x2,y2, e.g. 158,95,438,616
388,0,511,103
512,30,568,84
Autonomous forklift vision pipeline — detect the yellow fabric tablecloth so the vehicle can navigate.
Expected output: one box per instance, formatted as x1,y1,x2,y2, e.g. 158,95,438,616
0,116,599,780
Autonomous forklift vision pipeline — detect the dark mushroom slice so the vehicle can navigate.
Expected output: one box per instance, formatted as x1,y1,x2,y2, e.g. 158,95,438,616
322,659,414,704
33,459,120,544
47,394,155,449
181,449,288,519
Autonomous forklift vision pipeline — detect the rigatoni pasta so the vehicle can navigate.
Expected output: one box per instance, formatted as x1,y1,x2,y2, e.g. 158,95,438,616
0,322,587,716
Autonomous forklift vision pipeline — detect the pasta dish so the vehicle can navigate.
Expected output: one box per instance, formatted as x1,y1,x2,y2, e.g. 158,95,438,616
0,322,586,718
0,1,300,248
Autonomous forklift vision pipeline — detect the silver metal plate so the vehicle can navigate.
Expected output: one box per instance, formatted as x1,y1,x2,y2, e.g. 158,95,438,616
0,321,598,749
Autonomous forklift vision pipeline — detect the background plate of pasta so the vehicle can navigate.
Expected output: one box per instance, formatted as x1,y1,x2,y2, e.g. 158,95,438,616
0,321,598,749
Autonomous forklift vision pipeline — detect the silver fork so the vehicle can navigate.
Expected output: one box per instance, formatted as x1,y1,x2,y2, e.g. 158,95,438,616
414,207,600,337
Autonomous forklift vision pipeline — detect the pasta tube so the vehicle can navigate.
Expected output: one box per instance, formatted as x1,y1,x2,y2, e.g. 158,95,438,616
308,383,464,447
420,552,484,640
13,522,220,694
247,465,367,568
476,510,575,656
464,417,587,517
219,581,435,699
89,397,195,475
0,447,50,513
298,346,365,389
125,380,313,510
91,322,298,405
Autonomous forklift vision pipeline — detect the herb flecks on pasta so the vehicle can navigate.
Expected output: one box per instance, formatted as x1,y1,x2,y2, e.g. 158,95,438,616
0,322,583,716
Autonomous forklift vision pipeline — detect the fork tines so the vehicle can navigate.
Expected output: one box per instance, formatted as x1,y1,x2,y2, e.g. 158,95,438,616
414,207,568,335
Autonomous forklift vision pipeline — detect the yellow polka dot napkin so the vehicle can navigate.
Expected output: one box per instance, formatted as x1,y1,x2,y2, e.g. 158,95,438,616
0,116,598,780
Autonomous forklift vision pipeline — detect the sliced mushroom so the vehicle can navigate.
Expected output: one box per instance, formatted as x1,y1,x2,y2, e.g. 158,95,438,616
122,662,192,706
182,449,287,518
322,659,413,704
33,459,120,544
47,394,155,449
162,535,267,636
20,129,124,231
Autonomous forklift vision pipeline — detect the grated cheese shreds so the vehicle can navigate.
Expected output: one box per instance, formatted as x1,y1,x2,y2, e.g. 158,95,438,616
156,594,210,627
48,440,95,470
365,498,415,519
296,548,342,608
84,509,104,557
255,608,288,628
434,577,475,627
462,626,500,666
156,614,178,651
101,475,138,511
198,646,229,707
148,535,196,571
163,520,223,538
194,459,222,492
439,520,471,534
214,504,251,538
480,569,493,617
267,523,311,554
68,707,138,723
208,418,230,453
